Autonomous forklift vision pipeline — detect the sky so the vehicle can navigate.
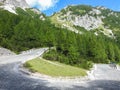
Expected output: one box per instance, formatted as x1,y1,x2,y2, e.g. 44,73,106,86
25,0,120,16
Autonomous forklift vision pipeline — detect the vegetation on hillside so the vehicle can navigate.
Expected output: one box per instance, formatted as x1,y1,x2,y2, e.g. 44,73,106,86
61,5,92,15
0,7,120,69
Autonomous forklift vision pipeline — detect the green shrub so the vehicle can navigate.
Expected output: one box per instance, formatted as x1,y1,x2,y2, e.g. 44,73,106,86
24,62,32,68
74,60,93,70
105,59,111,64
43,53,56,60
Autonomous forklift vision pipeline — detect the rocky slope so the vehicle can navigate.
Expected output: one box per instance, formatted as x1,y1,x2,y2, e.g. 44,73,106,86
51,5,120,38
0,0,29,13
0,0,29,8
0,0,45,20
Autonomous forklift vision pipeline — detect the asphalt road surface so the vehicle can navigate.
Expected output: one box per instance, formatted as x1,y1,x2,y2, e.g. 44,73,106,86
0,48,120,90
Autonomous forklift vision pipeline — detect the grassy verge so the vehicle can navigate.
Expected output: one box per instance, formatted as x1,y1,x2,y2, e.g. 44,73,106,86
24,58,87,77
118,63,120,66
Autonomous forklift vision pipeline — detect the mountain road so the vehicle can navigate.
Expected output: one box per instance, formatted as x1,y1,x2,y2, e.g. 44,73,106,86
0,48,120,90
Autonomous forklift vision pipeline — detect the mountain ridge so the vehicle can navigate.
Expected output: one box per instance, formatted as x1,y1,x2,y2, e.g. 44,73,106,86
0,0,29,8
0,0,29,13
0,1,120,38
51,5,120,38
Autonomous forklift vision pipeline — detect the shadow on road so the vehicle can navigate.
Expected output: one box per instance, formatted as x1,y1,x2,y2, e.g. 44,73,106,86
0,63,59,90
71,80,120,90
0,63,120,90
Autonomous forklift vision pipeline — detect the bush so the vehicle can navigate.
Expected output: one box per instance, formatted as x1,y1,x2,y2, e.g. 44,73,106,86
43,50,57,60
24,62,32,68
105,59,110,64
43,49,94,70
58,55,69,64
86,61,93,69
77,60,93,70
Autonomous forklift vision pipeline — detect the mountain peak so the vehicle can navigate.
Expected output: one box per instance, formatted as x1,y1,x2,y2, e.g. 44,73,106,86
51,5,120,38
0,0,29,8
0,0,30,13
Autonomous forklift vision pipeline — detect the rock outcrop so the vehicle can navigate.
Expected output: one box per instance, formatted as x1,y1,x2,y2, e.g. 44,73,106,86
0,0,29,13
0,0,29,8
51,5,119,38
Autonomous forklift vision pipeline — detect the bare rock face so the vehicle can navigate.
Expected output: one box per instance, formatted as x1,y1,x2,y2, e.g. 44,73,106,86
0,0,30,14
0,0,29,8
51,5,116,38
0,0,4,2
0,0,45,20
57,9,103,30
69,14,103,30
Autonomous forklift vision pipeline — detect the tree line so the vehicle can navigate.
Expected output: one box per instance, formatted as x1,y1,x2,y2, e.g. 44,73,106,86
0,9,120,69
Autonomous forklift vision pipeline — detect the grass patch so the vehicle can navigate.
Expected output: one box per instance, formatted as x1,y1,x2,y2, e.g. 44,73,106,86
50,13,73,27
118,63,120,66
24,58,87,77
